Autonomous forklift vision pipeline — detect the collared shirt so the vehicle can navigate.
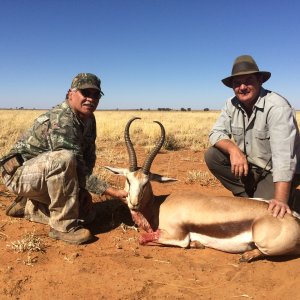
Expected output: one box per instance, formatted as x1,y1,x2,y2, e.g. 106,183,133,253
2,100,108,194
209,88,300,182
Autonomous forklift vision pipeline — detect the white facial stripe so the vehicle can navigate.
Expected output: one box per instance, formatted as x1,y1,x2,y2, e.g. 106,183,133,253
127,172,149,208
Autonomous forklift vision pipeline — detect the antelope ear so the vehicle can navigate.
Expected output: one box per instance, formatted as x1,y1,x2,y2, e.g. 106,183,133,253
149,173,178,183
104,166,129,176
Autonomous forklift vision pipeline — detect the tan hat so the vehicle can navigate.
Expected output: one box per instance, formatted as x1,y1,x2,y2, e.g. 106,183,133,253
222,55,271,88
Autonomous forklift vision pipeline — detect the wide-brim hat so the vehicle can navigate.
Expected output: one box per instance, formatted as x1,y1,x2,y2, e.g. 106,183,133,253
222,55,271,88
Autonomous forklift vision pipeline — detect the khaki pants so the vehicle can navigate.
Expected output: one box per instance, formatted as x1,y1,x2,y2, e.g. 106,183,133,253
1,150,82,232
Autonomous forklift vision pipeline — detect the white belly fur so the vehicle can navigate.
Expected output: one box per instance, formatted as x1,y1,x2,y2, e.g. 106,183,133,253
189,230,254,253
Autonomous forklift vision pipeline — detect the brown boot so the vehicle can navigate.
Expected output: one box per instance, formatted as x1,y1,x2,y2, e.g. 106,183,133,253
6,196,27,217
48,226,93,245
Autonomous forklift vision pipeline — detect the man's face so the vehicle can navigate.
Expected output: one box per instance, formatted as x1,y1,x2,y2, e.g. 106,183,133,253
68,88,100,120
232,74,262,106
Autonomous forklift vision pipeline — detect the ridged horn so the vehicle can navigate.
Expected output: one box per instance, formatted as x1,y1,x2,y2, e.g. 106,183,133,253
142,121,165,175
124,117,141,172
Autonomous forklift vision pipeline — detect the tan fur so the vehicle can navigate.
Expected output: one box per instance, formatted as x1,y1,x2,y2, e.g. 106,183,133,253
154,192,300,261
106,170,300,262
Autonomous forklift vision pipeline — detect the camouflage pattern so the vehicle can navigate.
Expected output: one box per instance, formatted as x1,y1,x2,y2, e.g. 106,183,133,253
5,100,109,195
71,73,104,97
1,150,80,231
0,100,108,231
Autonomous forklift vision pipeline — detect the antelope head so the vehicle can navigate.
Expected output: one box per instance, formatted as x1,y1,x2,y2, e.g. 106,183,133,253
105,117,177,211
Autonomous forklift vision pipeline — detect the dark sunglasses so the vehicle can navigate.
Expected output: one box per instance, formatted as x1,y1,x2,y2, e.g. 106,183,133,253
79,89,102,100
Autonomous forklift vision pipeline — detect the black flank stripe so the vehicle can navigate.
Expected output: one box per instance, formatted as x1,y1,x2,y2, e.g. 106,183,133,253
185,220,253,239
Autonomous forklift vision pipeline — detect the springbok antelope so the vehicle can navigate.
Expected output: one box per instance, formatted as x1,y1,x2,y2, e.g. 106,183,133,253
105,117,300,262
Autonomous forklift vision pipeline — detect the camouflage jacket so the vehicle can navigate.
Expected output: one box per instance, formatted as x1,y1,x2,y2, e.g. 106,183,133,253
5,100,108,194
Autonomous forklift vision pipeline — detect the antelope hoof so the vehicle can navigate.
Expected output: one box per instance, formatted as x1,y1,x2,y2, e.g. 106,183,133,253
240,249,264,263
189,240,205,249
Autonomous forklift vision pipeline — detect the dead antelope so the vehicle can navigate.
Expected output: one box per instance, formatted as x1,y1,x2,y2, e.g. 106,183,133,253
105,117,300,262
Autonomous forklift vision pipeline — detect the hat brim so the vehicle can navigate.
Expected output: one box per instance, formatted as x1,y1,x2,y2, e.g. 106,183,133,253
77,83,100,91
222,71,271,88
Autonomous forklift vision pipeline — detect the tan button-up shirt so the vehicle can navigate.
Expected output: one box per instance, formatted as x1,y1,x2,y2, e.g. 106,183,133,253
209,88,300,182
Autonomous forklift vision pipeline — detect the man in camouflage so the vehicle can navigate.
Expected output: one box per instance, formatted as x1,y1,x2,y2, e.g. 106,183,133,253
0,73,128,244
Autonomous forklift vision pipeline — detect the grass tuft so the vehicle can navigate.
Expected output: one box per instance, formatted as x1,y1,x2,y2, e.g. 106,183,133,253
185,170,218,186
7,231,46,253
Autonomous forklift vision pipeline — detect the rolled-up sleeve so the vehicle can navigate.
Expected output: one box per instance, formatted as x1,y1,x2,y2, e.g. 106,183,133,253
86,174,109,195
209,102,232,146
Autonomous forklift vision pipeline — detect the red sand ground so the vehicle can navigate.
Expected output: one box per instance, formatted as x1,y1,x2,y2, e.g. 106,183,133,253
1,149,300,299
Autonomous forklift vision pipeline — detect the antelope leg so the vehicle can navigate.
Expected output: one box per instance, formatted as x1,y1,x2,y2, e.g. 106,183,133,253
240,249,265,263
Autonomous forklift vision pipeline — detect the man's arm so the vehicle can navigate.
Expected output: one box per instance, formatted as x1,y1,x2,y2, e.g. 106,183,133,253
268,181,292,218
209,100,249,177
104,187,128,203
267,104,298,218
217,139,292,218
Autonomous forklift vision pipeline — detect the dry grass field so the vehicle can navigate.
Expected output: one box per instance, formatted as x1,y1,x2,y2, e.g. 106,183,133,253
0,109,300,299
1,109,299,155
0,109,220,187
0,109,220,154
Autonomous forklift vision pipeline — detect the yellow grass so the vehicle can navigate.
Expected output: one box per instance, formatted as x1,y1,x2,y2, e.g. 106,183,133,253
0,110,221,157
0,109,299,187
0,109,299,158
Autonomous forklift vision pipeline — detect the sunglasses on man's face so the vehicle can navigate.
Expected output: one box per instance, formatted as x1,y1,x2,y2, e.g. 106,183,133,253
232,75,261,89
79,89,101,100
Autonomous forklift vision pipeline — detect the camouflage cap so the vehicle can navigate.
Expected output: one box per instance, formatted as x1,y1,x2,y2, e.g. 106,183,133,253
71,73,102,92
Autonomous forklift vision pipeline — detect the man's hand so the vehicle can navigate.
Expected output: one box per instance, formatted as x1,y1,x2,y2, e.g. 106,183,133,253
268,199,292,218
229,147,249,177
268,181,292,218
215,140,248,177
104,187,128,203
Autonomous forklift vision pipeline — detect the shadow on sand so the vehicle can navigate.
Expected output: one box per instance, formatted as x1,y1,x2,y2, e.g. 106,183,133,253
87,199,134,236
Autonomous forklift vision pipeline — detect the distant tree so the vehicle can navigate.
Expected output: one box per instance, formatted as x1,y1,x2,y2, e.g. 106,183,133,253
187,108,191,111
158,108,171,111
204,108,210,111
180,108,186,111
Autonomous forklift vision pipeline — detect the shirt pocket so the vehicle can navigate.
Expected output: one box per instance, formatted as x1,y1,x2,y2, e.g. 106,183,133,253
254,129,271,155
231,126,244,146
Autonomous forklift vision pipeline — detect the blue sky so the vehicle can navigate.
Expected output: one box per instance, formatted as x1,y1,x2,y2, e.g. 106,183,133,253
1,0,299,110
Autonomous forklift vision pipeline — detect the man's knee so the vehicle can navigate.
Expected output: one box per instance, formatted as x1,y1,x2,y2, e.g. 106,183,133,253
204,147,214,168
49,150,77,172
204,146,227,169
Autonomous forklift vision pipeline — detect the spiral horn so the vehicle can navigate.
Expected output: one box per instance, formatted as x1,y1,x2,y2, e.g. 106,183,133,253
142,121,165,175
124,117,141,172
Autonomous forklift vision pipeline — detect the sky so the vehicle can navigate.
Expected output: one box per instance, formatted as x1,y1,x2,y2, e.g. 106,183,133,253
0,0,299,110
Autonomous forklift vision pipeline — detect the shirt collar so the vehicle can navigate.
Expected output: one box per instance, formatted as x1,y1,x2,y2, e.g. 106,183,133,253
254,87,267,110
64,100,86,127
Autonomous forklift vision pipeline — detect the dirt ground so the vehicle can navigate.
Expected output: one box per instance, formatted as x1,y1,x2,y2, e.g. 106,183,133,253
1,149,300,300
